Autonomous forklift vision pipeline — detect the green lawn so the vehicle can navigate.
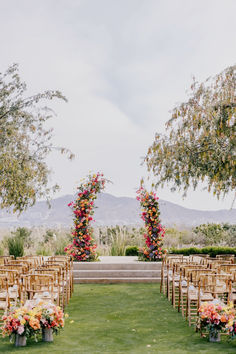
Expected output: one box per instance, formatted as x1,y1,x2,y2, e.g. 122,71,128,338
0,284,235,353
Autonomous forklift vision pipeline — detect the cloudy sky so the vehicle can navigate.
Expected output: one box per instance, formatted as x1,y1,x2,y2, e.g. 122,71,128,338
0,0,235,210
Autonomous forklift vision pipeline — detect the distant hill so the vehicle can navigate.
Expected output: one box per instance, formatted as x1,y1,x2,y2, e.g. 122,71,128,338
0,193,235,228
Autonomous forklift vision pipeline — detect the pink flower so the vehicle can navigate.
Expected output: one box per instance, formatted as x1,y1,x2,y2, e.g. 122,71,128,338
17,325,24,335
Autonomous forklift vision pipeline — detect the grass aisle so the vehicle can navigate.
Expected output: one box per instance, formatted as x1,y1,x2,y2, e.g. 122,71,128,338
0,284,235,353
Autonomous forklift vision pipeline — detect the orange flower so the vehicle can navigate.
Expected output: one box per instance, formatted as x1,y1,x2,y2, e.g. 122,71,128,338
29,319,40,330
221,315,227,322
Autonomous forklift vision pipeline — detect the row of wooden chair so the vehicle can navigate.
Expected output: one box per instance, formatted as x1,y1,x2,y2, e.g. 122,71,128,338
0,255,73,323
160,254,236,326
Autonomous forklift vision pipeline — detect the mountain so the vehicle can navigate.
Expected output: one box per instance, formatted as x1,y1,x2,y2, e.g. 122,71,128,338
0,193,235,228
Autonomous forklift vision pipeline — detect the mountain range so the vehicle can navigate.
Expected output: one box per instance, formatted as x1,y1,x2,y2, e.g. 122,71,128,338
0,193,235,228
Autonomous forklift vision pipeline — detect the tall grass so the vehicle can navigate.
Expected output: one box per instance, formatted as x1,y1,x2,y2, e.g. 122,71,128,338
95,226,145,256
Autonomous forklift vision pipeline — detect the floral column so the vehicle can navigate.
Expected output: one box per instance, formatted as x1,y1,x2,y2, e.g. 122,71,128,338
137,187,166,261
65,172,107,261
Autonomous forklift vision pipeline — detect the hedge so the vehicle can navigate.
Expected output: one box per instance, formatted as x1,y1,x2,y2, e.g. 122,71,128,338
169,246,236,258
125,246,139,256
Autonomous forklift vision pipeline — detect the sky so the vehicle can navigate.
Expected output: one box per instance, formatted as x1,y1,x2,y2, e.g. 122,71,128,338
0,0,235,210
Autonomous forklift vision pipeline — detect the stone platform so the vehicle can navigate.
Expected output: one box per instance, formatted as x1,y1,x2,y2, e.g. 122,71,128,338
73,256,162,283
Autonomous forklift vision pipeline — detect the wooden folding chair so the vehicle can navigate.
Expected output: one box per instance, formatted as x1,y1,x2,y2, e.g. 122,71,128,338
21,274,54,303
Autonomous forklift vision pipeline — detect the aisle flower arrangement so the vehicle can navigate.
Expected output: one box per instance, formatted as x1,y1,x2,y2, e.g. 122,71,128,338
1,301,66,346
2,306,41,342
136,186,166,261
65,172,108,261
40,302,65,333
197,302,235,341
228,321,236,339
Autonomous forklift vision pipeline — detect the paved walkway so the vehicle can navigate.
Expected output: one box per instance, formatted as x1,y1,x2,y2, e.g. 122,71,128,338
99,256,138,263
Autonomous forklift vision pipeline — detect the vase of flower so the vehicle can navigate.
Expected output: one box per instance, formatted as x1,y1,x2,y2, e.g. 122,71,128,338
42,327,53,342
15,334,27,347
209,331,221,342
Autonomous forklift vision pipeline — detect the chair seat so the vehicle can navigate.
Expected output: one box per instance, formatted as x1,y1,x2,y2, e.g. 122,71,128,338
189,292,213,301
0,291,7,298
0,300,7,309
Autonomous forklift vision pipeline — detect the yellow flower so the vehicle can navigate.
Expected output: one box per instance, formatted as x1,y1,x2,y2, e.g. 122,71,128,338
70,320,74,324
65,313,69,318
20,319,26,325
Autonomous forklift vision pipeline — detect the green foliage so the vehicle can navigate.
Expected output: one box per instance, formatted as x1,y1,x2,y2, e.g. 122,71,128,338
42,229,55,243
170,246,236,257
36,244,52,256
145,65,236,200
7,235,24,258
193,223,236,246
11,227,33,248
110,241,126,256
37,229,71,256
164,227,194,248
125,246,139,256
55,235,71,255
96,226,145,256
0,64,73,213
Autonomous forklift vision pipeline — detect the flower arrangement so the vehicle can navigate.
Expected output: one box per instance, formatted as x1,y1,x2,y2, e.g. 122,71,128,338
198,301,235,339
1,306,41,341
1,301,66,345
40,302,64,334
228,321,236,339
136,186,166,261
65,172,107,261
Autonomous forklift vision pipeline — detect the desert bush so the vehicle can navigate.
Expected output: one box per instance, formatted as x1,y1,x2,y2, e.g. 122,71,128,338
7,235,24,258
192,223,235,246
36,244,52,256
55,234,71,255
11,227,33,249
163,227,193,248
42,229,56,243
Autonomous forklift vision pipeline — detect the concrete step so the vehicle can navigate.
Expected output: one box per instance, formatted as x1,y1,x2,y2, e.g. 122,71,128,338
73,262,162,270
74,277,161,284
74,270,161,278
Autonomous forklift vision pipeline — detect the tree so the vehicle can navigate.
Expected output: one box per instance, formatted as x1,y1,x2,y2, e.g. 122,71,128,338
145,65,236,202
193,223,229,246
0,64,73,213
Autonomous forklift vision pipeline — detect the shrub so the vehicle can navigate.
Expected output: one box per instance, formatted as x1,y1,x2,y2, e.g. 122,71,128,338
125,246,139,256
11,227,33,249
169,246,236,257
55,235,71,255
7,236,24,258
36,245,52,256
